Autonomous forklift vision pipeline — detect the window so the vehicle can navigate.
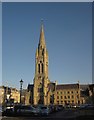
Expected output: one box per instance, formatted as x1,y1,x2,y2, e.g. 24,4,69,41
71,91,73,94
38,64,40,73
57,96,59,99
64,100,67,104
57,92,59,94
42,49,44,55
72,95,74,99
77,95,79,99
64,96,67,99
42,63,43,73
57,101,59,104
38,88,43,92
61,96,63,99
61,101,63,104
77,91,78,93
72,100,74,103
68,91,70,94
68,96,70,99
78,100,80,104
61,92,62,94
40,46,42,49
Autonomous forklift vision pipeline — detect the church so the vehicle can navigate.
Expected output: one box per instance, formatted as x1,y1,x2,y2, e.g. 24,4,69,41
27,23,84,106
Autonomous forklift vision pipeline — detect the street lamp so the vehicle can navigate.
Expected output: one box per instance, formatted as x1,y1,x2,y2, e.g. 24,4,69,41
20,79,23,104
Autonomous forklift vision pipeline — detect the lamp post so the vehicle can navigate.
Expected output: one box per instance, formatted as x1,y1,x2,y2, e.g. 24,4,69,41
20,79,23,104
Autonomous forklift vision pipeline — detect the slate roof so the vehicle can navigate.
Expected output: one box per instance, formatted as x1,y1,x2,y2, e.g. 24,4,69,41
80,84,89,90
48,83,55,91
89,84,94,91
56,84,79,90
27,84,34,91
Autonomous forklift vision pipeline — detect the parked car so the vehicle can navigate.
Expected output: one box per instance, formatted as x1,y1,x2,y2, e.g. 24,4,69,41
0,106,2,116
79,104,94,110
40,106,50,116
14,105,40,116
2,105,14,116
48,105,55,113
57,105,64,110
53,105,64,112
71,104,77,108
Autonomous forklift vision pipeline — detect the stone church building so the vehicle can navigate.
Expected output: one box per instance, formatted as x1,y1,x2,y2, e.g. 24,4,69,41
27,23,84,106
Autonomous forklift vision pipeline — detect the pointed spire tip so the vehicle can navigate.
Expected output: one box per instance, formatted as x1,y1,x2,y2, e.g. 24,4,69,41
41,19,44,24
41,19,44,32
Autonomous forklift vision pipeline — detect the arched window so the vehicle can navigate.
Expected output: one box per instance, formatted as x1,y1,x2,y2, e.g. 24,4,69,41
38,64,40,73
42,63,43,73
42,49,44,55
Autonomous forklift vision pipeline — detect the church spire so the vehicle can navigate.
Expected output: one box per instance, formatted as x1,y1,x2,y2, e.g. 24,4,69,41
38,20,46,48
34,21,50,105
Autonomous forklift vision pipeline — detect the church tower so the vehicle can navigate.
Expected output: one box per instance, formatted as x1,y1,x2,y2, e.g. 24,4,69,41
33,22,50,105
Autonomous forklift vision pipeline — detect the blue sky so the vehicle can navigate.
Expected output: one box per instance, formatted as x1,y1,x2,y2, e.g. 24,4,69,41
2,2,92,89
2,0,94,2
0,2,2,86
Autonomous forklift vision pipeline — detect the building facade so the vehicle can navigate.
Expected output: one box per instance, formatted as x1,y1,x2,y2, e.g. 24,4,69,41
0,86,20,105
54,84,80,105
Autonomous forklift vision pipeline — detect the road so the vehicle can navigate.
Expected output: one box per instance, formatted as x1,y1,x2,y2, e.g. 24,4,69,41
1,108,94,120
1,110,75,120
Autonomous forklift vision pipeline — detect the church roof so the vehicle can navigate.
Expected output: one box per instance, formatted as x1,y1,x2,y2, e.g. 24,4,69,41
80,84,89,90
89,84,94,91
56,84,79,90
27,84,34,91
48,83,55,91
